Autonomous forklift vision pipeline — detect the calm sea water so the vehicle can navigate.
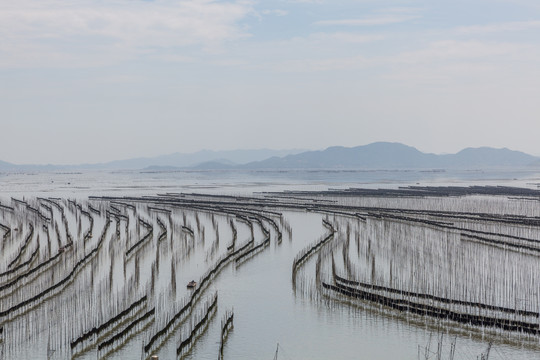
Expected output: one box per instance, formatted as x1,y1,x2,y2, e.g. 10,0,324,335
2,168,540,359
1,168,540,198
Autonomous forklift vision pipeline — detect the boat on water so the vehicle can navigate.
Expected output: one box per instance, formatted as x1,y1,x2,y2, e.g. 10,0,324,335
187,280,197,288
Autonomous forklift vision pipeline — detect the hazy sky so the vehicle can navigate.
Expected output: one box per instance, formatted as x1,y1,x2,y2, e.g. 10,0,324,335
2,0,540,164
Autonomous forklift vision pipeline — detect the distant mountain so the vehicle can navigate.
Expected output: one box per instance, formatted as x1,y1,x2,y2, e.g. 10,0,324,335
0,160,16,170
447,147,538,167
1,143,539,171
244,143,434,169
242,142,540,169
0,149,306,171
0,160,61,172
80,149,306,170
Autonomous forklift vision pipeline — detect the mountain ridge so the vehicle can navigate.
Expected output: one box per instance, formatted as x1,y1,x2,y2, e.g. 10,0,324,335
0,148,306,171
242,142,540,169
1,143,539,171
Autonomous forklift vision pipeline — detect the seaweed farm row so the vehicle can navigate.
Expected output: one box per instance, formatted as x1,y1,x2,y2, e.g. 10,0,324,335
1,186,540,359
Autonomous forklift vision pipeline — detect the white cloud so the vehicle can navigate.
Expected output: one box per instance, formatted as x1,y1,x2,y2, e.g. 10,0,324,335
261,9,288,16
456,20,540,34
284,0,324,3
154,54,197,63
305,32,384,43
315,15,418,26
0,0,253,68
257,37,539,75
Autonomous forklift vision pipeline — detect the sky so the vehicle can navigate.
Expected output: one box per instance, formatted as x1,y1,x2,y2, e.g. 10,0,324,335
1,0,540,164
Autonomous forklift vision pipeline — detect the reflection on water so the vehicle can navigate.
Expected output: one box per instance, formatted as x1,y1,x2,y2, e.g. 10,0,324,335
1,170,540,359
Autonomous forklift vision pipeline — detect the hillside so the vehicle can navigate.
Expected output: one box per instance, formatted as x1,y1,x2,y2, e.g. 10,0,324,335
243,142,539,169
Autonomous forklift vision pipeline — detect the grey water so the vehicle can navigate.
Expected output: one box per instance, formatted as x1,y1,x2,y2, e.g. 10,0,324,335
2,167,540,198
2,168,540,359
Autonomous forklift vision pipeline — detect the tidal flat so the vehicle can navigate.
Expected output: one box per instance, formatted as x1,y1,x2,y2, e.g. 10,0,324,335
2,170,540,359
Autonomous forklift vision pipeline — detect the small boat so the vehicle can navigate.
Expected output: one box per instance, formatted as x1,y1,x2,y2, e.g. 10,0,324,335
187,280,197,288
